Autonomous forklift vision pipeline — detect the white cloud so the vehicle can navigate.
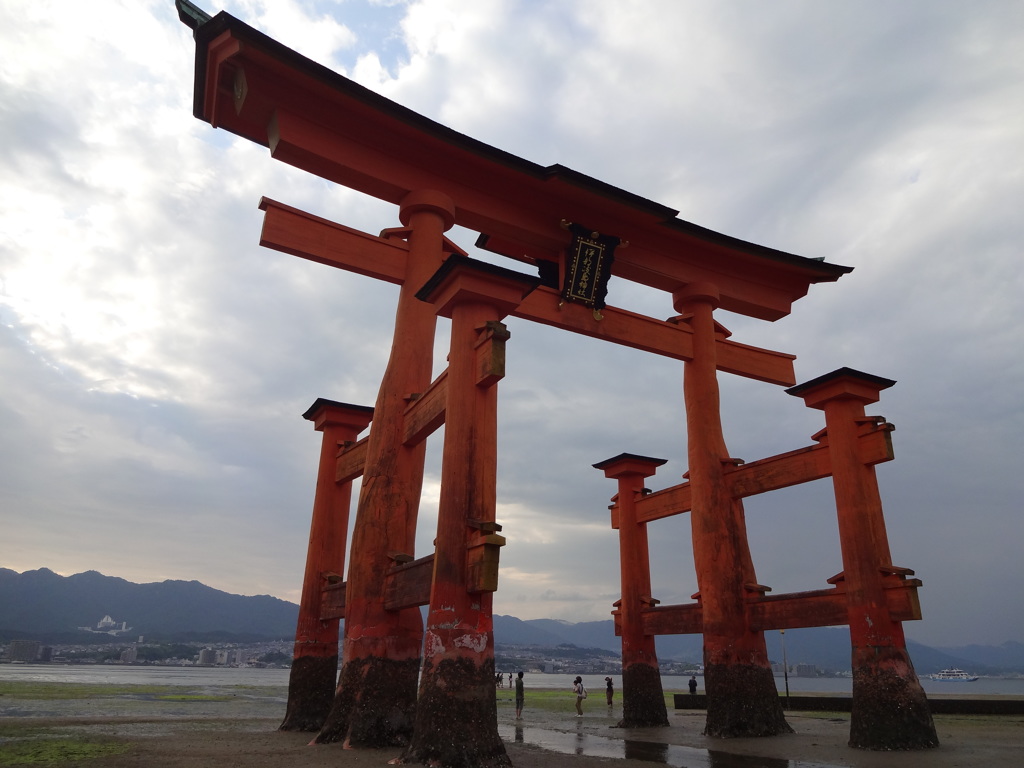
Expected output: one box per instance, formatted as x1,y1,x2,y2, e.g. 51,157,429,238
231,0,357,71
1,0,1022,648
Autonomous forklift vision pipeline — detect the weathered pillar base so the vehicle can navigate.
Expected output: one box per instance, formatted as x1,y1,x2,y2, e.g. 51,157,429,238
315,655,420,747
404,656,510,768
279,654,337,731
704,663,792,738
850,660,938,750
620,663,669,728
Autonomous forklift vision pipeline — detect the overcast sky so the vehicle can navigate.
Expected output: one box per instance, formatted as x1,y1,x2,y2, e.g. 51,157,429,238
2,0,1022,650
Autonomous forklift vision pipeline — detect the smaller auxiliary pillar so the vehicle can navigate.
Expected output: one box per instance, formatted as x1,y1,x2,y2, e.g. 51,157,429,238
594,453,670,727
281,399,373,731
787,369,938,750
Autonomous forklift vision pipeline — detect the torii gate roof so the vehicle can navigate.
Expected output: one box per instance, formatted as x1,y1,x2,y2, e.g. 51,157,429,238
185,11,851,321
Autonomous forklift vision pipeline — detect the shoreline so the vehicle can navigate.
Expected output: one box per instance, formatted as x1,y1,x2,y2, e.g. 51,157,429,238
3,710,1023,768
3,678,1023,767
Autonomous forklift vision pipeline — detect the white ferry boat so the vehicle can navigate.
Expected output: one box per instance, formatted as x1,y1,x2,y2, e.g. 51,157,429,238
929,668,979,681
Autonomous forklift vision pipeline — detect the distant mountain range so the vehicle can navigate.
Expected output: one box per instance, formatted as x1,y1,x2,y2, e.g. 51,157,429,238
0,568,298,641
3,568,1023,673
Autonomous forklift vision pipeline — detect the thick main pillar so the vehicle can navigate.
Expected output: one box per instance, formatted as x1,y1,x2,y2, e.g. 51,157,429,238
405,257,536,768
317,191,455,747
675,283,790,738
281,399,373,731
594,453,669,728
788,369,937,750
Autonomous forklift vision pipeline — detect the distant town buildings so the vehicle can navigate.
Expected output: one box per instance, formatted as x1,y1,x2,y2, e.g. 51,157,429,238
2,637,292,667
7,639,41,662
772,662,823,677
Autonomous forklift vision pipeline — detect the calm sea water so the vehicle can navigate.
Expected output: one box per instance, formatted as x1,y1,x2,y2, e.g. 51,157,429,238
3,664,1023,697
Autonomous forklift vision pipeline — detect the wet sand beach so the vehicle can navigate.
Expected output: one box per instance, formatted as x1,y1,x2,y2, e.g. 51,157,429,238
2,680,1022,767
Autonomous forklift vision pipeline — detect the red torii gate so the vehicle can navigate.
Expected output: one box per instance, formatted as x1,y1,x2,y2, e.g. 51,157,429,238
178,4,937,762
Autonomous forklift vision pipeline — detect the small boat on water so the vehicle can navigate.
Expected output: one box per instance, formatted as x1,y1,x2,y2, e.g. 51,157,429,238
930,668,979,681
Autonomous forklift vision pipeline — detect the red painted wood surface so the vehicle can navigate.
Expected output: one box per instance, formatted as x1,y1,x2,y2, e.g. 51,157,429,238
293,400,373,655
190,14,850,324
323,192,455,745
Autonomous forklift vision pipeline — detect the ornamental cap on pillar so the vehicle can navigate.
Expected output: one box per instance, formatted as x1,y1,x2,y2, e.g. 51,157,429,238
398,189,456,230
593,452,667,479
415,254,540,319
785,367,895,410
672,281,721,313
302,398,374,432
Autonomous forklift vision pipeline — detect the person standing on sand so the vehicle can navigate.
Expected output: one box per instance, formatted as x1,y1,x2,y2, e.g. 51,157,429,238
605,677,614,707
515,671,524,719
572,676,586,717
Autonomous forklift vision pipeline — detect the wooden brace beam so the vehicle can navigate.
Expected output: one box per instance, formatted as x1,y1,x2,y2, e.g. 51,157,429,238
383,554,435,611
635,578,921,637
624,424,894,525
258,200,798,386
402,371,448,446
334,435,370,485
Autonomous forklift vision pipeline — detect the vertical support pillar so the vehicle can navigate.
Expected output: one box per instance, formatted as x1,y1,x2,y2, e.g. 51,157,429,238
594,453,669,727
405,257,537,768
317,190,455,747
281,399,373,731
787,369,937,750
674,282,790,738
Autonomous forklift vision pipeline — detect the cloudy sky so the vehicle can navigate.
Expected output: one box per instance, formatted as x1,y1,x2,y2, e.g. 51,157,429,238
2,0,1022,649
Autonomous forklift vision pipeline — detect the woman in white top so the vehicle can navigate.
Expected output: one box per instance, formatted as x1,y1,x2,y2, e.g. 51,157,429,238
572,676,586,717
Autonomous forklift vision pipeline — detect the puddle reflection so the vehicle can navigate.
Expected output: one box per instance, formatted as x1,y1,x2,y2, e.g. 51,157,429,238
498,723,838,768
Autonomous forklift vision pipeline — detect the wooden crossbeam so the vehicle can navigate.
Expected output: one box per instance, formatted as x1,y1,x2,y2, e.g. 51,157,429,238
320,554,439,617
258,199,798,386
635,579,921,637
335,435,370,484
402,371,448,446
515,287,795,385
630,484,693,527
730,425,893,499
640,602,703,636
630,426,894,524
383,554,435,611
320,580,346,621
259,197,408,283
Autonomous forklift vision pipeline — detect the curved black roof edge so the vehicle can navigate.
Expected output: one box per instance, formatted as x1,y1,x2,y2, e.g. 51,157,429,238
414,254,542,305
785,367,896,397
301,398,374,421
185,10,851,280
